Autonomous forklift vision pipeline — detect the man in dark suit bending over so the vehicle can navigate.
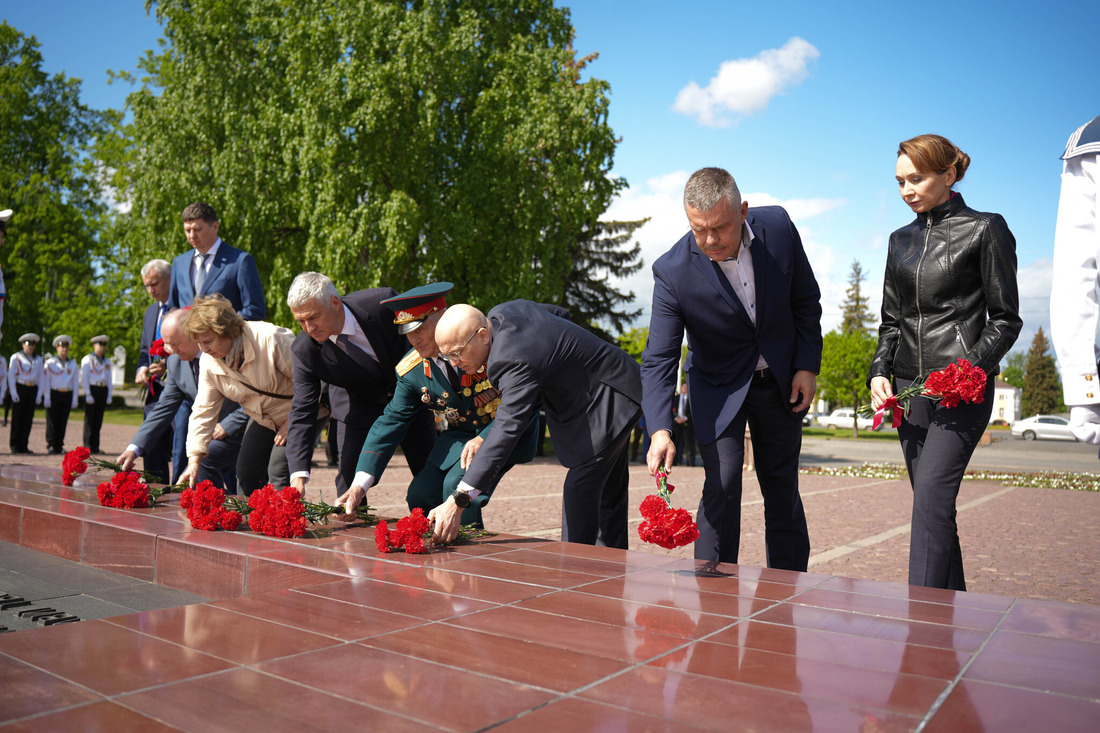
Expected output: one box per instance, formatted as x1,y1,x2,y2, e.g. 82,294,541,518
285,272,435,495
641,167,822,568
431,301,641,548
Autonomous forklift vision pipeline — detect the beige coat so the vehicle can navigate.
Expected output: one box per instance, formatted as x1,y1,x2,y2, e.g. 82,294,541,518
187,321,295,458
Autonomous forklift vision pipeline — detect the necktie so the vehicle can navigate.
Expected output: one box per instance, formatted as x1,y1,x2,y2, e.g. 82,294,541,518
444,361,461,390
191,358,200,386
155,303,167,340
193,253,206,295
336,334,378,374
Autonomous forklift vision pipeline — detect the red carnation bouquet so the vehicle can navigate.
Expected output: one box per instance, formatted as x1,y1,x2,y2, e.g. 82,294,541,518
373,508,495,554
180,480,243,531
638,465,700,550
96,471,173,509
61,447,181,493
375,507,432,553
242,485,310,538
62,447,92,486
860,358,987,429
146,338,169,399
218,484,377,538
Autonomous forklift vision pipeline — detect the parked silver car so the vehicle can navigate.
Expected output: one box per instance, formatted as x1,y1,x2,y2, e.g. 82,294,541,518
820,408,874,430
1010,415,1077,441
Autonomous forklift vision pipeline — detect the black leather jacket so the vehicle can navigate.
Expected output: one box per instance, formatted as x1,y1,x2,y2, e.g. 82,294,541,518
869,193,1021,383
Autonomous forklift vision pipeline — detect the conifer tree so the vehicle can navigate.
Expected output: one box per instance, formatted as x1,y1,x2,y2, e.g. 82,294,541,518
1021,327,1064,415
840,260,874,335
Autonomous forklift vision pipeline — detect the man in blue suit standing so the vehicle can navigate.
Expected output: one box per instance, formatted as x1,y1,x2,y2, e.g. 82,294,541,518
642,167,822,569
167,202,265,319
165,201,265,480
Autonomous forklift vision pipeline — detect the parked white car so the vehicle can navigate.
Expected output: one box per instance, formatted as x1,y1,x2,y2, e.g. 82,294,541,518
1010,415,1077,441
820,408,874,430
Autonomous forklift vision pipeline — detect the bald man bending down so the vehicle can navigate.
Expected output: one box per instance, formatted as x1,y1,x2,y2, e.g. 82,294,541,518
430,301,642,548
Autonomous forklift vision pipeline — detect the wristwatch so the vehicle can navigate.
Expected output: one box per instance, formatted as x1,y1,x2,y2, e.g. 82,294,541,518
451,489,472,509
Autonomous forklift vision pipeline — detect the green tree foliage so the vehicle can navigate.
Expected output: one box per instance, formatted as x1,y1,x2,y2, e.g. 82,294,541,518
1021,327,1064,416
1000,350,1026,390
0,23,116,353
819,329,877,436
108,0,627,329
839,260,874,335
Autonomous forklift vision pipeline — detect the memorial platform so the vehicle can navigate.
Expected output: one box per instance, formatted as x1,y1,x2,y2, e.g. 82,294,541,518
1,463,1098,731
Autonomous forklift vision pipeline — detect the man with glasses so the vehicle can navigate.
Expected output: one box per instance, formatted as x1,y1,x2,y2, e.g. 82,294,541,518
430,300,642,548
333,283,538,527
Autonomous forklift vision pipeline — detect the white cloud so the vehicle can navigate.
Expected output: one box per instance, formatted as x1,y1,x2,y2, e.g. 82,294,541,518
673,37,820,127
605,172,844,326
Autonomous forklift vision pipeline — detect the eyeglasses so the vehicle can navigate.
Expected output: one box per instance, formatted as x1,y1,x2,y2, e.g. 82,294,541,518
440,328,482,364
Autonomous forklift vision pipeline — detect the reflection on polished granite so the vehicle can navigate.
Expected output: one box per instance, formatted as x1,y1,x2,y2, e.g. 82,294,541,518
1,464,1098,731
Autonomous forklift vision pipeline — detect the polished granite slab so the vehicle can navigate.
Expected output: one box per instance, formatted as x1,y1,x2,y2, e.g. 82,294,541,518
2,464,1099,731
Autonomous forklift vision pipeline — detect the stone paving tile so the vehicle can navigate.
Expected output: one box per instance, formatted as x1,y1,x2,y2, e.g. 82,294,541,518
4,419,1098,606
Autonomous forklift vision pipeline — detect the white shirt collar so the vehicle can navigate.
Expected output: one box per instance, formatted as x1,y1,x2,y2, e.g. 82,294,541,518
196,238,222,261
327,304,361,344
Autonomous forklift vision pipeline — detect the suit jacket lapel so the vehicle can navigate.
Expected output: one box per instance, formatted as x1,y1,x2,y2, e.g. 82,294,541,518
198,248,227,298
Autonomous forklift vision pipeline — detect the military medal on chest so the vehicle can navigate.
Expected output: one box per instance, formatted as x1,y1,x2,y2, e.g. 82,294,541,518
459,370,501,424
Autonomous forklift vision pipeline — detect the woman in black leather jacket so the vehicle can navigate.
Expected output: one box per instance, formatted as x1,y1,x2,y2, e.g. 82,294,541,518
869,134,1021,591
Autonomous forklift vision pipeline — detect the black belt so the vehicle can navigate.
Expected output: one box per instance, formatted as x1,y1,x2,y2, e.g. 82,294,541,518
753,367,773,381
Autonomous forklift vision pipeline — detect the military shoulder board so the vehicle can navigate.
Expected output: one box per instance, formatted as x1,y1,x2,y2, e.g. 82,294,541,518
395,349,422,377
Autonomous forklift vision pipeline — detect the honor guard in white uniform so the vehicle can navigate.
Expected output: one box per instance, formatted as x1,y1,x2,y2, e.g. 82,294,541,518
1051,115,1100,447
39,335,80,454
81,335,113,453
8,333,42,453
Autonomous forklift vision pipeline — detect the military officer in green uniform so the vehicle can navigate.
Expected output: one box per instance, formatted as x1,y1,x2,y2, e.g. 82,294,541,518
335,282,539,527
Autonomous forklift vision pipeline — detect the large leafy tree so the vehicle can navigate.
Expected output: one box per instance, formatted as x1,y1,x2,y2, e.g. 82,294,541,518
819,329,877,436
0,23,116,353
109,0,628,329
1022,327,1064,416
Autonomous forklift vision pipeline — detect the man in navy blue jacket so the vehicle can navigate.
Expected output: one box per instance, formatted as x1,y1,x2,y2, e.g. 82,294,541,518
642,167,822,568
166,202,265,319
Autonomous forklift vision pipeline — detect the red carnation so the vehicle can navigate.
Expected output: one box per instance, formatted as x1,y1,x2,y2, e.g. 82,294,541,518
246,485,308,538
149,338,168,359
861,358,988,428
62,447,92,486
374,508,432,554
638,466,699,550
375,521,392,552
96,472,152,509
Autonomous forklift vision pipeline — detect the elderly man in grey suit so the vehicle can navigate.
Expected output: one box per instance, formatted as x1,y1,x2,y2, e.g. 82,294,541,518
431,301,642,548
116,309,244,490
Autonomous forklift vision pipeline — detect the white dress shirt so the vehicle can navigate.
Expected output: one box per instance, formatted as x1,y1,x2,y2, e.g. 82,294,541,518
716,220,768,371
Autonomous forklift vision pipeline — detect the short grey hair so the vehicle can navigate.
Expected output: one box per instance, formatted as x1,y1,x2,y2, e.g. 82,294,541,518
287,271,341,309
160,308,188,334
683,167,741,212
141,259,171,279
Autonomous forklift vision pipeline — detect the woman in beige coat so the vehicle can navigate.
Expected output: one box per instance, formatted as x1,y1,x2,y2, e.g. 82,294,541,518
180,294,296,495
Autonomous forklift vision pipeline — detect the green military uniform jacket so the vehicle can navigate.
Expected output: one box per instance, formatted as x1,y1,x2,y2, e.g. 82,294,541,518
356,349,511,482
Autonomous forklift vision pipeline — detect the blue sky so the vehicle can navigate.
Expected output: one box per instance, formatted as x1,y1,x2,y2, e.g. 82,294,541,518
5,1,1099,359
